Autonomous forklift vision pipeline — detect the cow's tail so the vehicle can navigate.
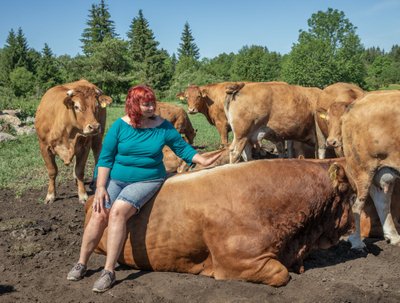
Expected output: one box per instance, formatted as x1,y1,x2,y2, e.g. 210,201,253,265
224,82,245,120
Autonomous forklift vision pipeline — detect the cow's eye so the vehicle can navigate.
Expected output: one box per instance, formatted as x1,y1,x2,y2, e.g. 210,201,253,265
74,105,80,111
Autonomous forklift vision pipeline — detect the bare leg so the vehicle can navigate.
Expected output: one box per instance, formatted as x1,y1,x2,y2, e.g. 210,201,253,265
104,200,137,272
78,209,109,265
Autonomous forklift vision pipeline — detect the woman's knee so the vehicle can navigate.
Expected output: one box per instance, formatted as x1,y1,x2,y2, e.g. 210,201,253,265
109,200,137,221
89,210,109,226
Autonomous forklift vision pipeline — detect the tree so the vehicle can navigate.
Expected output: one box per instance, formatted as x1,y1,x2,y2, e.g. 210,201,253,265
0,28,33,86
177,22,200,60
81,0,116,55
281,8,366,88
36,43,62,92
9,66,35,97
201,52,235,81
86,37,131,101
127,10,171,92
231,45,281,81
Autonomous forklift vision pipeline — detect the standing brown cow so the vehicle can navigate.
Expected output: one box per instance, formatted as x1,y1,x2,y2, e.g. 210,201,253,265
155,101,196,144
225,82,322,163
179,82,242,147
314,82,364,158
342,91,400,249
35,80,112,204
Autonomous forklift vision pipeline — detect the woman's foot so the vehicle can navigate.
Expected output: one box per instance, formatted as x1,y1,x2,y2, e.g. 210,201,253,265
92,269,116,293
67,263,87,281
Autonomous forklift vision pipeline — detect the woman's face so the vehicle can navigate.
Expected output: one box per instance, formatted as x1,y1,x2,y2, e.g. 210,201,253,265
140,101,156,118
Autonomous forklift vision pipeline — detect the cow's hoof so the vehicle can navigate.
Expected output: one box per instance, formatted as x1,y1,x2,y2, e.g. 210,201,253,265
348,234,367,251
45,194,55,204
78,192,88,204
388,236,400,246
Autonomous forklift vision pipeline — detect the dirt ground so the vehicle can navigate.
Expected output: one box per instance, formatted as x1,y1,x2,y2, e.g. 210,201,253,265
1,180,400,303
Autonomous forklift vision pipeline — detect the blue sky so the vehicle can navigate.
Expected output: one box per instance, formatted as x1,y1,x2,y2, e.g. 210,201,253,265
1,0,399,58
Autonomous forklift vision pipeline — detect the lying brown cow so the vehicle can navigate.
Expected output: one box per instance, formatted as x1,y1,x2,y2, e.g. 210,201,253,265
225,82,322,163
155,101,196,144
85,158,354,286
342,91,400,249
35,80,112,204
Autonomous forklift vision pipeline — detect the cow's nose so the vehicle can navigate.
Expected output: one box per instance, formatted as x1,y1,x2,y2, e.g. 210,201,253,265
326,138,337,147
88,123,100,131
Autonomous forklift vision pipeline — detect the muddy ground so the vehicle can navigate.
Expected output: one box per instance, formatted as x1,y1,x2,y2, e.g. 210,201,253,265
1,180,400,303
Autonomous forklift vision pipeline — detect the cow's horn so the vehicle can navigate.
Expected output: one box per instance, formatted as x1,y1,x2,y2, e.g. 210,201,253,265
67,89,74,96
95,88,103,95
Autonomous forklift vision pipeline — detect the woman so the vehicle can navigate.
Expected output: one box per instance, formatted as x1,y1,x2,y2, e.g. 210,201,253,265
67,85,221,292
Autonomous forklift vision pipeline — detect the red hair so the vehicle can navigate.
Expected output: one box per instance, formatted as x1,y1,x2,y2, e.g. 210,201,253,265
125,85,157,128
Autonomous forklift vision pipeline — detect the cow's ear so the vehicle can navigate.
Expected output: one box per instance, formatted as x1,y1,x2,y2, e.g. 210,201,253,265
98,95,113,108
316,108,328,121
64,89,74,109
329,162,350,193
200,88,207,98
176,92,185,100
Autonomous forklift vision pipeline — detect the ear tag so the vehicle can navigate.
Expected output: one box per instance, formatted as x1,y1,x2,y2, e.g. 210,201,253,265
319,113,327,119
101,101,107,108
179,96,185,100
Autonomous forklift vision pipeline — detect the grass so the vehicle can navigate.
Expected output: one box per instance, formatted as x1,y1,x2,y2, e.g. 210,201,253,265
0,103,221,197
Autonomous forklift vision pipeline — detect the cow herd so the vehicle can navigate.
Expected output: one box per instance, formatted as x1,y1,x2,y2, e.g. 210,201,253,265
34,79,400,287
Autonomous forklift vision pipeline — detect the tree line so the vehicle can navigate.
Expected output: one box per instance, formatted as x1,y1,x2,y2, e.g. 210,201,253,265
0,2,399,113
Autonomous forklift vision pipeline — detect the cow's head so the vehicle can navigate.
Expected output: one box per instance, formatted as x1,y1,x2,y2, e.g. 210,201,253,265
64,86,112,135
182,85,207,114
317,102,350,150
316,162,355,249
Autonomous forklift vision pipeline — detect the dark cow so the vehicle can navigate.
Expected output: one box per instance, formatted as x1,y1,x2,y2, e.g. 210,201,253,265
85,158,354,287
35,80,112,204
342,91,400,249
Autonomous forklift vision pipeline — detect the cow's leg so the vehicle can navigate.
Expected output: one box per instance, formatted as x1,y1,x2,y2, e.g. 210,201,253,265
89,135,103,189
38,143,58,204
216,121,229,148
349,181,370,250
314,116,326,159
75,144,91,204
370,169,400,245
229,137,248,163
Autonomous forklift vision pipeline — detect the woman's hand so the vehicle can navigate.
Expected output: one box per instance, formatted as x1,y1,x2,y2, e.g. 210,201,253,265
93,186,109,213
192,150,223,167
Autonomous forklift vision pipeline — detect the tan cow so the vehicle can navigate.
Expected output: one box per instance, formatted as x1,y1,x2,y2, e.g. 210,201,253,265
35,80,112,204
85,158,354,286
342,91,400,249
179,82,239,147
155,101,196,144
225,82,322,163
315,82,365,158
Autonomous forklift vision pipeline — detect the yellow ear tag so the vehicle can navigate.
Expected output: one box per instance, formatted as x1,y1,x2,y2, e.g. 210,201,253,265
319,113,327,120
328,164,337,181
101,101,107,108
179,96,185,100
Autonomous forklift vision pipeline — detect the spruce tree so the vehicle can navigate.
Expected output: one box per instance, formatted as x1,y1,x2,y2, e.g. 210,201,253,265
36,43,62,92
127,9,170,92
177,22,200,60
81,0,116,55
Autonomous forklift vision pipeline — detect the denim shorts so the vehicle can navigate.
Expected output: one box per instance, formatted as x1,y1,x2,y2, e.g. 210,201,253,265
104,177,165,212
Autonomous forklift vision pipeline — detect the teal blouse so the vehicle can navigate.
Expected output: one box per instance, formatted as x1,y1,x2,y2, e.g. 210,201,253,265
95,118,197,182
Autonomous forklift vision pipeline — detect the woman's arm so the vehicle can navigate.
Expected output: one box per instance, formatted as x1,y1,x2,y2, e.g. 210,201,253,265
191,152,222,167
93,167,111,213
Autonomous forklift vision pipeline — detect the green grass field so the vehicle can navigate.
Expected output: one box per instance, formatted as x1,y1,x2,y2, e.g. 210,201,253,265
0,104,221,196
